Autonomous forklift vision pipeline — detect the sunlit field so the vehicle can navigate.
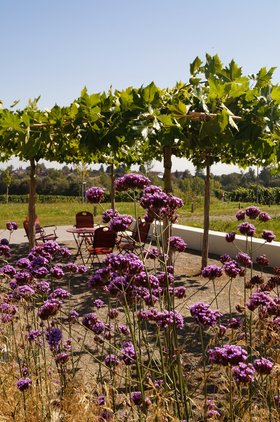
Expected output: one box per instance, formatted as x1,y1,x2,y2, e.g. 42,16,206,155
1,200,280,239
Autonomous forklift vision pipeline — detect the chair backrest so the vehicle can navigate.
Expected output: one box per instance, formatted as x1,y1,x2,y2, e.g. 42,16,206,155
23,216,44,239
132,220,151,243
93,226,117,249
75,211,94,228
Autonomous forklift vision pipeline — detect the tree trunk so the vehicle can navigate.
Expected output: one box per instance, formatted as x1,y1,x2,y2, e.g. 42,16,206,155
6,186,9,203
163,146,173,262
201,163,211,269
163,146,173,194
110,164,115,211
28,158,37,249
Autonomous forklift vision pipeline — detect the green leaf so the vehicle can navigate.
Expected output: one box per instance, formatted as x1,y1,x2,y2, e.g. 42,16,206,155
271,86,280,103
208,77,225,99
142,82,159,103
190,56,202,76
255,67,276,87
157,115,174,126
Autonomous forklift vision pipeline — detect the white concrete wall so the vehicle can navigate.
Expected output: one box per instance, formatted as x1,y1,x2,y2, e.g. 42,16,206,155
170,224,280,268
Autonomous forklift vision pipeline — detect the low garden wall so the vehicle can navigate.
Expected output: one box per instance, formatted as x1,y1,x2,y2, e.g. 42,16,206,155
170,224,280,268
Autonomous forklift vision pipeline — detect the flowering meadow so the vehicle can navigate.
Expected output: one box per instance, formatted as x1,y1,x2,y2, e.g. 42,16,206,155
0,175,280,421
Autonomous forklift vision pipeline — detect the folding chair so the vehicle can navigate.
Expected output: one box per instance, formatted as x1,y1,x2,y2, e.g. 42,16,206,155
117,219,151,255
75,211,94,228
75,211,95,248
23,216,58,245
87,226,117,265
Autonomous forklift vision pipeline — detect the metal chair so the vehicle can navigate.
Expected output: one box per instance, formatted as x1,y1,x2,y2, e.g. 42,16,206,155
87,226,117,265
23,216,58,245
117,219,151,255
75,211,94,228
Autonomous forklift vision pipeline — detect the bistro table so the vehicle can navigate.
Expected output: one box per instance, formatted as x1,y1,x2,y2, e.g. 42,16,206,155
66,227,96,263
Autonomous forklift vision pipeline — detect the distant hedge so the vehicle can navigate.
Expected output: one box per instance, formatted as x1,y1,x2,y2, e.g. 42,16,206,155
227,185,280,205
0,192,135,204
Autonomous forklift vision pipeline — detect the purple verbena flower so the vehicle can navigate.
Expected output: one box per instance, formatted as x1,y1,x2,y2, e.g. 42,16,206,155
245,206,261,219
109,214,133,232
33,281,51,295
49,288,71,300
16,377,32,391
253,357,274,375
55,352,69,364
262,230,275,243
259,212,271,222
238,222,256,237
220,254,231,264
6,221,18,231
190,302,222,328
115,173,151,191
121,341,136,365
50,265,64,279
37,299,62,320
102,208,119,223
0,264,16,277
201,265,223,280
208,344,248,366
256,254,269,266
246,291,275,312
104,354,120,367
16,258,31,269
85,186,105,203
130,391,143,406
225,232,236,243
223,260,241,278
93,299,105,308
232,362,255,383
46,327,62,351
236,210,246,220
169,236,187,252
236,252,252,267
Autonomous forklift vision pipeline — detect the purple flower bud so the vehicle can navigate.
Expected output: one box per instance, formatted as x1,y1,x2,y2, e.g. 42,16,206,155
256,254,269,266
258,212,271,222
130,391,143,406
55,352,69,364
16,377,32,391
253,357,274,375
245,206,261,219
6,221,18,231
236,210,246,220
225,232,236,242
262,230,275,243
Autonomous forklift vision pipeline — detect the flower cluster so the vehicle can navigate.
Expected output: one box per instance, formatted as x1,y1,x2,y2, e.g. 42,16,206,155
201,265,223,280
168,236,187,252
140,185,183,223
115,173,151,191
232,362,255,383
189,302,222,328
208,344,248,366
85,186,105,203
137,308,184,330
102,208,119,223
6,221,18,231
109,214,133,232
253,357,274,375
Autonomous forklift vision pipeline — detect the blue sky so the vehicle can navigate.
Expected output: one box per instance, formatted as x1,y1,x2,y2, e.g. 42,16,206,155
1,0,280,174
